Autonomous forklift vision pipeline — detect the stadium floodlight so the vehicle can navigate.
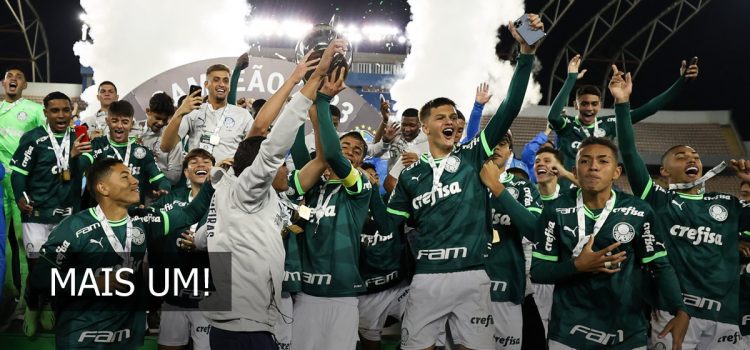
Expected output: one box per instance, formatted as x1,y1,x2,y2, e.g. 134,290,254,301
397,35,407,44
245,17,405,44
79,12,86,21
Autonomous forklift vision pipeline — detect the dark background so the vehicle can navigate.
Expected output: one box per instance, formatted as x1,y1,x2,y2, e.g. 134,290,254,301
5,0,748,139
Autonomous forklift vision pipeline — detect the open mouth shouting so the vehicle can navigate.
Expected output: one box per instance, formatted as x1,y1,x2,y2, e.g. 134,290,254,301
111,128,127,142
441,126,455,143
685,166,700,179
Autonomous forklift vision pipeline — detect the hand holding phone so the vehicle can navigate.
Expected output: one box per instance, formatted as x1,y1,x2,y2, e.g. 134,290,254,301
511,14,546,49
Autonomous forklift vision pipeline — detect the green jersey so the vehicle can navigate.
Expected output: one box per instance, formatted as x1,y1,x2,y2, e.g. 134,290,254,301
485,174,542,304
360,187,405,294
280,192,302,294
0,98,45,165
9,127,84,224
531,189,684,349
387,143,493,274
741,259,750,336
89,136,170,202
288,170,372,297
31,198,210,350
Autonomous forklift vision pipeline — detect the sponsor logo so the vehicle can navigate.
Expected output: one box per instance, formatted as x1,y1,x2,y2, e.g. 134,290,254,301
78,329,131,343
494,336,521,346
444,155,460,173
506,187,519,200
133,147,147,160
490,280,507,292
284,271,300,282
301,272,332,285
704,194,731,201
612,222,635,244
571,141,581,150
52,207,73,216
683,293,721,311
401,328,409,345
55,240,70,265
671,200,685,210
313,206,336,220
492,212,511,226
742,315,749,326
416,247,467,261
641,222,655,252
570,325,624,345
195,325,211,334
470,315,494,327
21,145,33,167
411,182,462,210
365,271,398,287
411,174,422,182
556,207,576,214
361,232,394,246
612,206,645,217
709,204,728,222
544,221,556,251
89,237,104,249
205,197,217,238
76,222,101,238
563,226,577,237
523,186,533,207
717,332,741,344
669,225,723,246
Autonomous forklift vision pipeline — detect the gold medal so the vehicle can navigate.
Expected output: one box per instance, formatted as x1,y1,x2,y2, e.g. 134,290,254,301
61,169,71,181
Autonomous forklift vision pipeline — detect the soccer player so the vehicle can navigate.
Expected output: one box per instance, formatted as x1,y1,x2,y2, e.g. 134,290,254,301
139,92,183,185
386,14,542,349
24,157,214,348
160,64,254,162
481,135,543,350
740,181,750,201
150,148,214,350
382,108,427,193
547,54,699,173
1,66,46,314
89,100,172,204
86,81,119,137
611,66,750,350
531,136,690,349
286,66,374,350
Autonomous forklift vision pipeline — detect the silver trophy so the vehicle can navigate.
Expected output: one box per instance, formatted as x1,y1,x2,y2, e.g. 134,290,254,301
294,15,353,82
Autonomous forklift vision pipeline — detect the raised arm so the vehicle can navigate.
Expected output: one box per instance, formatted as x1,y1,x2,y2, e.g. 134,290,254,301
290,125,311,168
372,98,391,143
291,105,328,194
547,54,585,131
160,90,202,152
610,65,651,196
228,53,248,105
630,58,699,123
480,14,542,151
247,52,319,138
163,182,215,234
462,83,491,143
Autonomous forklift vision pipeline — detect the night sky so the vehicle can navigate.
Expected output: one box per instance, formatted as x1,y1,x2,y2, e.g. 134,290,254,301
6,0,749,139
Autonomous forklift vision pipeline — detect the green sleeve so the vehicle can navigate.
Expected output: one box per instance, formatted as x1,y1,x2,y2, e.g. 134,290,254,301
478,54,534,159
228,64,242,105
10,170,27,205
369,182,393,232
291,125,311,168
530,205,579,283
164,182,214,236
385,174,411,227
530,258,578,284
547,73,577,130
630,76,686,124
9,132,35,201
614,102,652,198
646,253,687,314
316,92,355,182
143,149,170,190
495,190,538,239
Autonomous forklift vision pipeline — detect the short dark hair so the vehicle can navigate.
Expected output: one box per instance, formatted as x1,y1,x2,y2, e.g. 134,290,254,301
456,109,465,121
536,146,564,164
575,85,601,99
251,99,266,113
182,148,216,170
108,100,134,118
206,64,231,76
660,144,692,165
43,91,72,109
330,105,341,118
232,136,266,175
98,81,117,93
499,131,513,150
361,163,376,172
3,66,25,78
340,131,368,160
402,108,419,118
578,137,619,159
149,92,175,116
86,158,123,197
419,97,456,123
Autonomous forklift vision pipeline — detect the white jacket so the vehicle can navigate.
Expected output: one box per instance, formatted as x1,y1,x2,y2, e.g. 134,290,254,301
201,92,312,332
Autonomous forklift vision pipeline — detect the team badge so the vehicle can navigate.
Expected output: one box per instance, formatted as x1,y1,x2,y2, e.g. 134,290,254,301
444,155,460,173
594,128,605,137
401,328,409,345
131,227,146,246
133,147,147,160
612,222,635,243
224,117,236,128
17,111,28,121
506,187,519,199
708,204,728,222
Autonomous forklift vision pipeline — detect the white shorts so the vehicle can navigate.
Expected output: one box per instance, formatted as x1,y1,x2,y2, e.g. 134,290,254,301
400,269,494,350
158,304,210,350
649,310,746,350
548,339,645,350
358,282,410,341
274,295,293,350
22,222,55,257
291,293,358,350
491,301,523,350
532,283,554,335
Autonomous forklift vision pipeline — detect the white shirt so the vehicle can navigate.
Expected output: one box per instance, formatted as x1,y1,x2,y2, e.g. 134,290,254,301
178,103,253,162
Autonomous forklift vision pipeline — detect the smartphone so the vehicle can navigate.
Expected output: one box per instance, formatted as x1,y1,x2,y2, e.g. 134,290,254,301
690,57,698,66
513,14,546,46
189,85,202,96
74,125,90,143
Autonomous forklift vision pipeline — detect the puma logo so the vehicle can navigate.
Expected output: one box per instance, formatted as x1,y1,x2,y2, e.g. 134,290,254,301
89,237,104,249
671,200,685,210
563,226,577,236
655,242,666,250
411,174,422,182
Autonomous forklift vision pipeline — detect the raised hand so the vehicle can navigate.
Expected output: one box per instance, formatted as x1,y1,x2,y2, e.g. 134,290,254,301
680,57,699,80
383,122,400,143
508,13,544,54
71,133,92,158
291,50,320,84
573,234,627,274
568,54,588,79
319,67,347,97
608,65,633,104
236,52,250,71
475,82,492,105
401,152,419,167
730,159,750,182
314,39,348,78
380,99,391,122
480,160,505,197
176,89,202,117
17,196,33,215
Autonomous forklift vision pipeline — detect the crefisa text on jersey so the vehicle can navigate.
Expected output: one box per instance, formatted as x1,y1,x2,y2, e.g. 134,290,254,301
50,266,210,297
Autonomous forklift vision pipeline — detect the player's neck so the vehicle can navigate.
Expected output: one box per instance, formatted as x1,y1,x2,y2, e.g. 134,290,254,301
537,180,557,196
581,187,613,210
98,200,129,222
208,97,227,110
427,141,452,159
190,184,201,198
4,94,21,103
674,184,701,195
